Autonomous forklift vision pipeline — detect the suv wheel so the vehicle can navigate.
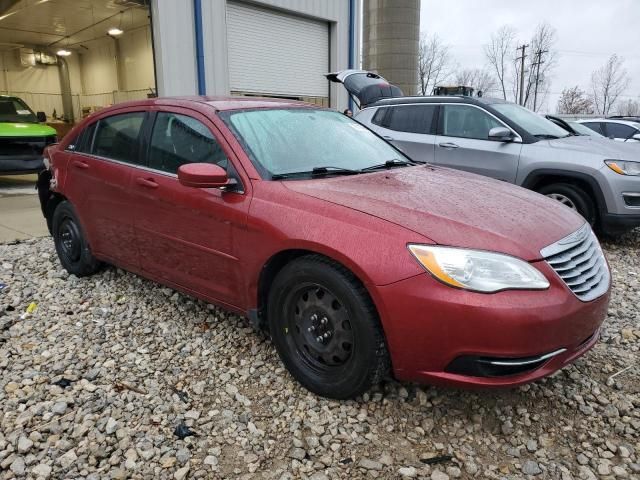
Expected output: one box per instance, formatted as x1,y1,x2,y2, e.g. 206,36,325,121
52,201,101,277
538,183,596,226
267,255,389,399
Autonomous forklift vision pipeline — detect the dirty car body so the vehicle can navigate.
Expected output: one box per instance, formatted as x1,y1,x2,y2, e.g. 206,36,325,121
38,96,610,399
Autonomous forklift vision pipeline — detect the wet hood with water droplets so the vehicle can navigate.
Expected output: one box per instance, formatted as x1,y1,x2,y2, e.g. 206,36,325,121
283,165,585,261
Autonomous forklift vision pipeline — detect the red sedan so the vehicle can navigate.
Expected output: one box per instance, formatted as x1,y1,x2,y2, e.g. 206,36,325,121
37,97,610,399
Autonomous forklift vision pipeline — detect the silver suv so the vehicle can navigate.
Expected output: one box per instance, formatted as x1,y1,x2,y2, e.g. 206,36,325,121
328,70,640,235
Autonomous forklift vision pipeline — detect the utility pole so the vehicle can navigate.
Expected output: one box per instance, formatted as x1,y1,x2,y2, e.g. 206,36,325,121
516,44,529,106
532,49,548,112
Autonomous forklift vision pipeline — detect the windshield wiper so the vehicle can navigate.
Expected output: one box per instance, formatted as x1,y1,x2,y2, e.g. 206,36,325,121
360,159,420,172
271,166,360,180
534,134,563,140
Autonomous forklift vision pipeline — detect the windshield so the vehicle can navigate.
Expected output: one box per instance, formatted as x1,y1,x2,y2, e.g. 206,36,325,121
492,103,570,139
223,108,411,178
570,121,605,137
0,97,38,123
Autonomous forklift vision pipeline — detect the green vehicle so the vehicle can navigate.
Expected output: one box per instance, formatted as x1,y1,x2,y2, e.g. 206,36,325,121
0,95,57,174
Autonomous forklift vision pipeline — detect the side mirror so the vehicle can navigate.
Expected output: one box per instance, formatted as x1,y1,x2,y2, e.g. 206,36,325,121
488,126,514,142
36,111,47,123
178,163,230,189
632,133,640,141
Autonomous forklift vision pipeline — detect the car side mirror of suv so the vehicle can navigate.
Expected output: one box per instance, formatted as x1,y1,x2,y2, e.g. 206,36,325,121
632,133,640,141
36,111,47,123
488,127,514,142
178,163,231,189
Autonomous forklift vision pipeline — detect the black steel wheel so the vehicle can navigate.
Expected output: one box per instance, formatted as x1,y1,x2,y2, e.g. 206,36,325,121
52,201,101,277
268,255,389,399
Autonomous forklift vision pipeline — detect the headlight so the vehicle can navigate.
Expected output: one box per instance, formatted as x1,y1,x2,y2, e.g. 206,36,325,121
605,160,640,176
408,244,550,293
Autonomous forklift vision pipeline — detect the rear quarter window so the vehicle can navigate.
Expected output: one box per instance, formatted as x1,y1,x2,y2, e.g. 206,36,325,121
380,105,437,134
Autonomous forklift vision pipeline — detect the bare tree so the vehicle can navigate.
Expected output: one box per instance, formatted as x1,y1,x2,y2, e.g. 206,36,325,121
556,86,594,114
591,54,631,115
616,98,640,116
484,25,516,100
418,34,452,95
454,68,497,96
522,23,557,111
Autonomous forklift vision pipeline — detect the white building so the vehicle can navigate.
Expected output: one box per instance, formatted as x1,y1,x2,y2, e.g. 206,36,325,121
0,0,361,127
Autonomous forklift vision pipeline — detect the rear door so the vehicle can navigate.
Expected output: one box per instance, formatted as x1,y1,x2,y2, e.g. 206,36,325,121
433,104,522,182
367,104,438,163
62,110,146,269
130,108,250,307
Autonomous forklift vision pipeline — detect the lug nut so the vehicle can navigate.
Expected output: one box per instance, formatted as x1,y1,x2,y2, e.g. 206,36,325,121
311,314,318,321
323,332,330,339
316,336,323,342
321,317,328,325
308,326,315,332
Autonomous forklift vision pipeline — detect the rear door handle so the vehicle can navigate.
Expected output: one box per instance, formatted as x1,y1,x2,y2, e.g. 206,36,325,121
72,160,89,169
135,177,158,189
382,136,395,141
439,142,459,149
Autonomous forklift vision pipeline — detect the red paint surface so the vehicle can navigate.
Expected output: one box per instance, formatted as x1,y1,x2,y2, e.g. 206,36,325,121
47,97,609,388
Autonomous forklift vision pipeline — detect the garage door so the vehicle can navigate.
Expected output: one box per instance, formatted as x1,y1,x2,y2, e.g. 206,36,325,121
226,2,329,99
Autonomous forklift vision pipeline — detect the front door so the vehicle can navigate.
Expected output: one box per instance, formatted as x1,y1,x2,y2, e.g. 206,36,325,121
433,104,522,182
130,109,250,307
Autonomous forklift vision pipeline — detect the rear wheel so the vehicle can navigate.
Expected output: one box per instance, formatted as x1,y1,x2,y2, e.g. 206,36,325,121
52,201,101,277
538,183,596,226
267,255,389,399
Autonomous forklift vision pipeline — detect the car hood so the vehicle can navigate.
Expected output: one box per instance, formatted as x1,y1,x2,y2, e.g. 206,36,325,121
544,135,640,159
283,166,585,261
0,122,57,137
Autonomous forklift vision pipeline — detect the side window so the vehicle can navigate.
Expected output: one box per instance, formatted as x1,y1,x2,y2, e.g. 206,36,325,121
371,108,388,127
582,122,605,135
92,112,145,163
442,105,504,140
73,122,97,153
605,122,635,139
384,105,437,134
149,112,228,174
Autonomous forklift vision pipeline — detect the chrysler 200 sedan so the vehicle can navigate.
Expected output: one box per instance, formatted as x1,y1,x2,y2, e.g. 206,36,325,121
37,97,610,399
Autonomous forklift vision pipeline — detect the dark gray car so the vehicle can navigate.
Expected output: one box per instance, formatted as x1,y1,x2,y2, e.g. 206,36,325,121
328,70,640,234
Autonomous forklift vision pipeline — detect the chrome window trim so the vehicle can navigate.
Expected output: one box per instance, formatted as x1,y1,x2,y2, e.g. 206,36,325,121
368,102,523,143
69,152,245,194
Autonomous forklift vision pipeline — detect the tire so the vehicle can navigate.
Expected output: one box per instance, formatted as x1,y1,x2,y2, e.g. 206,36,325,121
267,255,389,399
537,183,597,226
52,201,101,277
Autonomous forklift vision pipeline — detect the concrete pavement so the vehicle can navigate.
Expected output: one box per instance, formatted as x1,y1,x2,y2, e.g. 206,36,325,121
0,174,49,243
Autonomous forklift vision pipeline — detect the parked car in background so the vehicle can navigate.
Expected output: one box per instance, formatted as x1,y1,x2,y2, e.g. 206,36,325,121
607,115,640,123
0,95,57,174
577,118,640,142
546,115,606,139
37,96,610,399
328,70,640,235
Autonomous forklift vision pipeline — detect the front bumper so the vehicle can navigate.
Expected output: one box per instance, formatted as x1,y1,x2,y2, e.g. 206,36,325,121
372,260,610,388
601,212,640,234
0,156,45,174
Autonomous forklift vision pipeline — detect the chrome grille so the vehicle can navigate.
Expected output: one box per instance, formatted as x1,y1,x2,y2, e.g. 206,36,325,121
540,223,610,302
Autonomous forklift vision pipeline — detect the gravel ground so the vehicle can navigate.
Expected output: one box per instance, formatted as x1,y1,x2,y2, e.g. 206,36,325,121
0,231,638,480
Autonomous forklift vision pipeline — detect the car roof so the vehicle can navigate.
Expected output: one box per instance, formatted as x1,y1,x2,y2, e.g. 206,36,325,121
368,95,509,108
578,118,640,127
92,96,316,114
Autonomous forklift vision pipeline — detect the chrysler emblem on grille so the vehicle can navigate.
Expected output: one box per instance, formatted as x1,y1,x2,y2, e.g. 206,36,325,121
558,224,589,245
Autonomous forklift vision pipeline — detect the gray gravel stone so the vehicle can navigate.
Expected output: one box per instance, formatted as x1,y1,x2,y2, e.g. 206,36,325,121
0,232,638,479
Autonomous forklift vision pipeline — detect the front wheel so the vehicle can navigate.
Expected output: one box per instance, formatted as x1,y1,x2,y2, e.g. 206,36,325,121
52,201,101,277
267,255,390,399
538,183,597,227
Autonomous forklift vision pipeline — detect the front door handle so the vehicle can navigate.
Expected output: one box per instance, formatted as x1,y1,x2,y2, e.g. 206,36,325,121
72,160,89,169
135,177,158,189
382,135,395,141
439,142,459,149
